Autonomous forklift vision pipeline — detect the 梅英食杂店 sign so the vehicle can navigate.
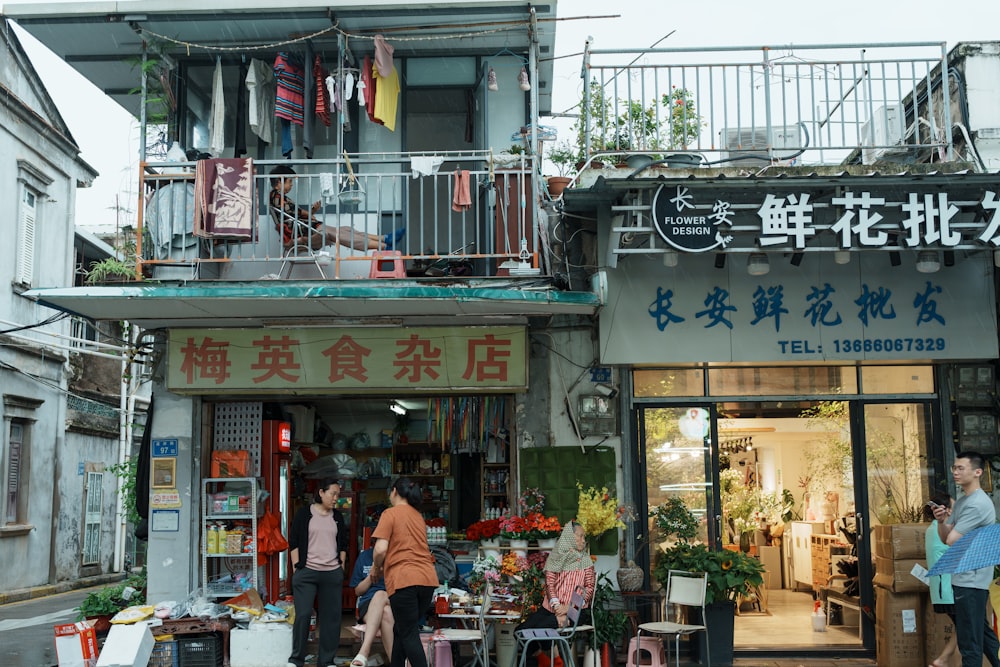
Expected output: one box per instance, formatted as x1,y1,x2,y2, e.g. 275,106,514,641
167,326,527,393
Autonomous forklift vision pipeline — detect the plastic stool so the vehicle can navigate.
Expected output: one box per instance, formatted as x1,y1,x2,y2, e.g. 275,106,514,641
369,250,406,278
626,636,667,667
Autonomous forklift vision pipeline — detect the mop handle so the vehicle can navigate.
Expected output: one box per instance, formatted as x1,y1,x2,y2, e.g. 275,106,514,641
343,150,357,185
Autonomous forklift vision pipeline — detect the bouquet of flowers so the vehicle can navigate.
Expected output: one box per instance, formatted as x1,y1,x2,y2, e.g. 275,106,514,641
499,514,531,540
467,555,501,594
525,512,562,539
576,483,631,537
501,552,529,579
465,518,501,541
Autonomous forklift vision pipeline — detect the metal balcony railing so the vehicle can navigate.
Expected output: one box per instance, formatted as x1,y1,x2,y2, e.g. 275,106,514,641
579,42,953,168
136,151,542,281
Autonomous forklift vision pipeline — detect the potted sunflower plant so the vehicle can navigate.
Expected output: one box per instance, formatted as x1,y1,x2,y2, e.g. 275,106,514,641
651,498,763,666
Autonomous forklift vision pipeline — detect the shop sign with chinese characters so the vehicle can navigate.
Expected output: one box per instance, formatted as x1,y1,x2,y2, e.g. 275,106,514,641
167,326,527,393
651,183,1000,251
599,252,997,364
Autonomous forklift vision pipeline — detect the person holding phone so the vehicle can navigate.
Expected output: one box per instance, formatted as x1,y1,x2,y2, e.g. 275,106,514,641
933,452,1000,667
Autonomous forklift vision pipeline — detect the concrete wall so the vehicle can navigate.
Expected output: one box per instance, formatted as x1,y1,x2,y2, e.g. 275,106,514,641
144,383,200,603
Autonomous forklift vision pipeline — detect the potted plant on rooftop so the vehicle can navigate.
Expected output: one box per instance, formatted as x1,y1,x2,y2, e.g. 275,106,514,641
545,140,576,198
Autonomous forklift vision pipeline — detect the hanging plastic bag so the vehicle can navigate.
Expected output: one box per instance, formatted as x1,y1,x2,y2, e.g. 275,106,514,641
257,509,289,562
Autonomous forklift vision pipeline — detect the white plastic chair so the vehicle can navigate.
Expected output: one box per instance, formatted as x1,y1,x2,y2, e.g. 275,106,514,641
636,570,709,667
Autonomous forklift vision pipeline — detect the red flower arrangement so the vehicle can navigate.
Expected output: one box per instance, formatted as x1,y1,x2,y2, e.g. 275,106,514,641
500,512,562,540
465,518,501,541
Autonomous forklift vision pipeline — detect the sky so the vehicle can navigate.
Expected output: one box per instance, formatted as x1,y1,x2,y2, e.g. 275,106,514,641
6,0,1000,233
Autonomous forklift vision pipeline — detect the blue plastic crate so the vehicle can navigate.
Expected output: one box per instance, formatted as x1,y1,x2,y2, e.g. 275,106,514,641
147,640,179,667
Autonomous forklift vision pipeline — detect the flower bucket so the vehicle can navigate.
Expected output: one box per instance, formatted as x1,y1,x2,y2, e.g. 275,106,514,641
508,539,528,558
481,539,501,560
536,538,558,551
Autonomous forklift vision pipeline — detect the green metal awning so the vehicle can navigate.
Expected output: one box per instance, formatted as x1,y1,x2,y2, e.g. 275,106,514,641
25,281,600,329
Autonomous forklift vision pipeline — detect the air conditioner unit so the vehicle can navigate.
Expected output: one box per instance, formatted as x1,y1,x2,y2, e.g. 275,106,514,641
861,104,907,164
720,125,802,166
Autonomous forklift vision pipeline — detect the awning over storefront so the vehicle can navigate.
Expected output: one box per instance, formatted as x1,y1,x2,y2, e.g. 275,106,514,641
25,281,600,329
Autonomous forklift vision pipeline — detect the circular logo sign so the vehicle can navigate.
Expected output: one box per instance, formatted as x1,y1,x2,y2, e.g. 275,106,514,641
652,184,718,252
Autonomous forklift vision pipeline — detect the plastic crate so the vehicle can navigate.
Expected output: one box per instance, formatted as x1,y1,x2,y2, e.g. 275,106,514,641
178,635,222,667
148,640,179,667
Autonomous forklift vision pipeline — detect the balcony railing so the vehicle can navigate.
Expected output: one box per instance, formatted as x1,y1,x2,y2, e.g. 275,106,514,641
136,151,541,282
579,42,953,168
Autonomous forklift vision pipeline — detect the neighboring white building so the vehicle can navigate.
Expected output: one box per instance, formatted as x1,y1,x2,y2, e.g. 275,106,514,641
0,19,135,593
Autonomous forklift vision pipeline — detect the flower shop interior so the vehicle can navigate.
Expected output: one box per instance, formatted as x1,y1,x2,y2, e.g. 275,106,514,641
635,364,954,655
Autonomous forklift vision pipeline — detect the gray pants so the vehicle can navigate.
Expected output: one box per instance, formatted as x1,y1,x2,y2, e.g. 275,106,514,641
289,566,344,667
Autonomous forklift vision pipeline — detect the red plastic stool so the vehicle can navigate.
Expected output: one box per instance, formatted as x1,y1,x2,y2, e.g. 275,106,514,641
627,635,667,667
369,251,406,278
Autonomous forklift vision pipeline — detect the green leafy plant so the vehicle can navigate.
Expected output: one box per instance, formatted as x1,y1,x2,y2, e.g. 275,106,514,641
85,225,138,284
591,571,631,645
572,77,615,161
661,87,704,149
108,458,140,526
546,140,577,177
653,541,764,604
650,497,764,604
75,571,147,619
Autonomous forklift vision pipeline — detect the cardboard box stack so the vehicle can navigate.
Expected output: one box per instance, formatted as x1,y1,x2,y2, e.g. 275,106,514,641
873,523,929,667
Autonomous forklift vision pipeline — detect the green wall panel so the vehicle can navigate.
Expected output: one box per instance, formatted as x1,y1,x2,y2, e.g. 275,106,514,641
520,446,619,555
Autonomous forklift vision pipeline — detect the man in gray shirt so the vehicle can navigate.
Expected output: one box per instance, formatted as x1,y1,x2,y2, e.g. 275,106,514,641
934,451,1000,667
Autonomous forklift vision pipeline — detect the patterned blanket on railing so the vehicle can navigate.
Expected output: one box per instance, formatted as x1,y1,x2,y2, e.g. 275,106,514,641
193,157,255,240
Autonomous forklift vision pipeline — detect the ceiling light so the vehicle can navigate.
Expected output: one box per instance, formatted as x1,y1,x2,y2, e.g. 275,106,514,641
662,251,678,267
834,250,851,265
916,250,941,273
389,402,407,416
747,253,769,276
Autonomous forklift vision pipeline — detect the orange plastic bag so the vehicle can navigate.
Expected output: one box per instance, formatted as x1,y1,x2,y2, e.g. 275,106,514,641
211,450,250,478
257,509,289,561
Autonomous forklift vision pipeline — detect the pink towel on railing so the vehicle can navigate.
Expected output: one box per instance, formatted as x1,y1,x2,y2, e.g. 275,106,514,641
452,169,471,212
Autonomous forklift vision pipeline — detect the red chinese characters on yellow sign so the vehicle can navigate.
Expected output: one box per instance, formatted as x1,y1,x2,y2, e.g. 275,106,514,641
168,327,526,393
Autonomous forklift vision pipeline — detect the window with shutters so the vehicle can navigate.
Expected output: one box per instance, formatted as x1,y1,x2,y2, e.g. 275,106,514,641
82,471,103,564
15,186,38,286
4,421,26,525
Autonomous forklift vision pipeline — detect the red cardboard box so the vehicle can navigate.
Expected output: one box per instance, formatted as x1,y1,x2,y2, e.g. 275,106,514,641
54,621,99,667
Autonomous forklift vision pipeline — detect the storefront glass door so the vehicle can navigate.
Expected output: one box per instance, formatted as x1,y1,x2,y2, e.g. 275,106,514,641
637,398,936,652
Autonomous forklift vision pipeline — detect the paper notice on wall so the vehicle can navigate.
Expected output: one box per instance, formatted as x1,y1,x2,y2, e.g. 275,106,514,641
151,490,181,508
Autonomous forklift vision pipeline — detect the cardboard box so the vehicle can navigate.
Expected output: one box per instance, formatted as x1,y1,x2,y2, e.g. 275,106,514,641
874,556,925,593
54,622,99,667
874,523,927,560
924,600,955,663
95,623,154,667
876,588,924,667
231,622,293,667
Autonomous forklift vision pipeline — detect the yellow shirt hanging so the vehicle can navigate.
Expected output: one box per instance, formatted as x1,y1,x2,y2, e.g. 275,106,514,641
373,62,400,132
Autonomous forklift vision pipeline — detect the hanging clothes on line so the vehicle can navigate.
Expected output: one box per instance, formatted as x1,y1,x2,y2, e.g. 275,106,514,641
208,56,225,156
371,35,399,131
314,55,331,127
246,58,275,143
193,158,255,240
361,54,380,126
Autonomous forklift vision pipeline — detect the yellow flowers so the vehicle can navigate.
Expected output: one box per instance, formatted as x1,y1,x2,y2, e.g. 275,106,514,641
576,483,628,537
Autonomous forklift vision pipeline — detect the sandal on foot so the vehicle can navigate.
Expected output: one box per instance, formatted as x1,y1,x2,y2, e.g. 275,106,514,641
351,654,368,667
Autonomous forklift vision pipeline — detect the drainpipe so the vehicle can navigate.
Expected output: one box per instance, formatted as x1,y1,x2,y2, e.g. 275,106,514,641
112,323,134,572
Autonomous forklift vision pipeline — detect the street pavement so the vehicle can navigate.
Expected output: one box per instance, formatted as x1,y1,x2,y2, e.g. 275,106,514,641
0,586,94,666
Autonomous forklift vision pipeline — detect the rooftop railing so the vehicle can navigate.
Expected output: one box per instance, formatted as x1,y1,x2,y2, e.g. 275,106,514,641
136,151,542,282
579,42,953,168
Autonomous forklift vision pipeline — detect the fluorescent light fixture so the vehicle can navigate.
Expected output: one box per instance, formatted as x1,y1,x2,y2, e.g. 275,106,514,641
389,402,407,416
916,250,941,273
662,250,678,267
747,253,770,276
834,250,851,265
